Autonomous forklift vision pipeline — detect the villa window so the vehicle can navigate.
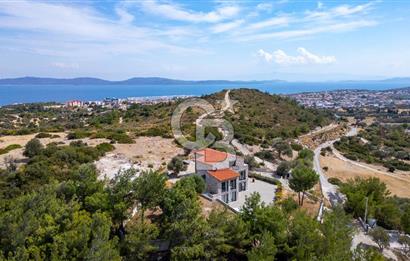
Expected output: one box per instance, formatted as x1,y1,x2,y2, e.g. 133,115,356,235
231,191,237,201
221,181,228,192
239,182,246,192
239,170,246,180
222,193,229,203
230,179,237,190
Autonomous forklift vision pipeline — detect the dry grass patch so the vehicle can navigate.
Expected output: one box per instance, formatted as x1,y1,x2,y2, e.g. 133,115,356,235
113,136,184,169
320,154,410,198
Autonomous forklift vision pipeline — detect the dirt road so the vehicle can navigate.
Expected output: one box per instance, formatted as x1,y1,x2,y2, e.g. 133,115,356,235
312,127,357,203
314,140,345,205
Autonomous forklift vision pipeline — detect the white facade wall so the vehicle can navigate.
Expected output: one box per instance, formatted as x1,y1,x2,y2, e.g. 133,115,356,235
195,152,249,202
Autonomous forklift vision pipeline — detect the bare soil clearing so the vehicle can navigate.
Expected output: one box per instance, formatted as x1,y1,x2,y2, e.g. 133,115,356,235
113,136,183,169
96,136,183,179
200,196,232,216
282,187,321,217
0,133,182,177
0,132,66,168
320,154,410,198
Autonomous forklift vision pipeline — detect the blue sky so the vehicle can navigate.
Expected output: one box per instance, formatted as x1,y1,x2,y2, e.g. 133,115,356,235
0,0,409,81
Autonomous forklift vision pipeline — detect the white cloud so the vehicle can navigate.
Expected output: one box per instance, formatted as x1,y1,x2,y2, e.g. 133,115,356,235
0,0,200,58
212,19,244,33
0,0,384,79
333,3,373,16
306,2,374,20
296,47,336,64
115,7,134,24
140,0,240,23
241,20,377,41
258,49,273,62
256,3,273,12
258,47,336,65
246,16,290,30
230,1,378,42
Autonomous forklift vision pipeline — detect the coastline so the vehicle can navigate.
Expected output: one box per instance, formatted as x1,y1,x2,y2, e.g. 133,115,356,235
1,81,410,106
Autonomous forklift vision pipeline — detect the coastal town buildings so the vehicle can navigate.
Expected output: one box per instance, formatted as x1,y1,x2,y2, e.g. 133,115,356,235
289,88,410,109
65,100,83,108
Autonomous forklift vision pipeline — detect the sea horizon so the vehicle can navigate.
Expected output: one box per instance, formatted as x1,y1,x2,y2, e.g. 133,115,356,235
1,81,410,106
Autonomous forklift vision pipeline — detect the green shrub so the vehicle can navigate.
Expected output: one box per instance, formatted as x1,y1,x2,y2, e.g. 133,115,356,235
244,155,258,169
16,128,35,135
297,149,314,161
276,161,291,177
90,129,134,144
67,130,92,139
23,138,43,158
96,143,115,154
189,175,206,193
387,166,395,173
255,150,274,161
384,160,410,171
69,140,87,147
167,156,187,174
328,177,342,186
143,126,172,138
35,132,52,139
249,172,281,186
108,132,134,144
345,154,357,161
279,197,299,213
0,144,22,155
290,143,303,151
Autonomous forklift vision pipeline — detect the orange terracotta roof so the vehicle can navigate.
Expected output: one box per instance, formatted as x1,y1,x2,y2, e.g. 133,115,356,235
208,168,239,182
195,148,229,163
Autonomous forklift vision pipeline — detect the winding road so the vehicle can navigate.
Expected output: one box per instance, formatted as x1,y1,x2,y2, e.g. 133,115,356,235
313,127,357,205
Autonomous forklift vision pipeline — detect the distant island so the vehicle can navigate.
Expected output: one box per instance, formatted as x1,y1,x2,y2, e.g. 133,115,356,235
1,76,410,85
0,76,285,85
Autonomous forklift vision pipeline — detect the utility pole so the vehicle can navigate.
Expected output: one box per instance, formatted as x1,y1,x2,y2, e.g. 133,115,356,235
194,151,197,173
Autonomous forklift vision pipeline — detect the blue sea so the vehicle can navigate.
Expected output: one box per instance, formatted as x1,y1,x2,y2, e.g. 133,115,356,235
1,81,409,106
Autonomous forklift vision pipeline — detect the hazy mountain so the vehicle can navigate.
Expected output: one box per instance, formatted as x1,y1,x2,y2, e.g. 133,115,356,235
380,77,410,83
0,76,283,85
0,76,112,85
0,76,410,86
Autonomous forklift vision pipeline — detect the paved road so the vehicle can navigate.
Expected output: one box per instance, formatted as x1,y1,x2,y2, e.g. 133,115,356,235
222,89,233,113
299,123,339,138
313,127,357,205
314,140,345,205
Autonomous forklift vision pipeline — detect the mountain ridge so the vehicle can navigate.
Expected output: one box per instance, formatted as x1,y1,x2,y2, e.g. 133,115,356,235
0,76,284,85
1,76,409,85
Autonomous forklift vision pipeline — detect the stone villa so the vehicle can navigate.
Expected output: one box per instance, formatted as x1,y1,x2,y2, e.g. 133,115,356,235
194,148,248,203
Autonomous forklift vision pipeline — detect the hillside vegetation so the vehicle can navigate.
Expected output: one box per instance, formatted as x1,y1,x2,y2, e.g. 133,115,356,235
205,89,333,145
0,139,363,260
0,89,332,147
335,123,410,171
